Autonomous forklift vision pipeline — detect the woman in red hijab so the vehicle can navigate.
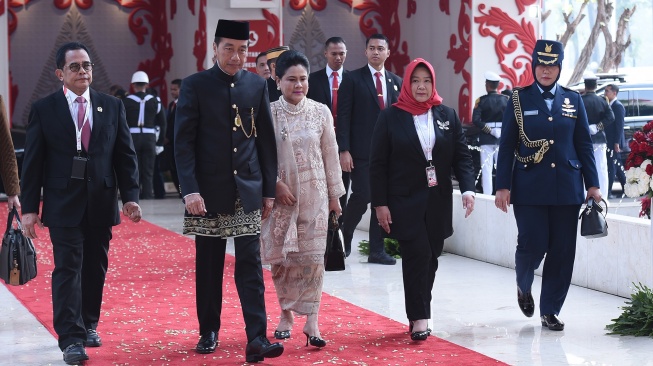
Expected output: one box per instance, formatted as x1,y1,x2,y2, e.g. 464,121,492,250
369,58,476,340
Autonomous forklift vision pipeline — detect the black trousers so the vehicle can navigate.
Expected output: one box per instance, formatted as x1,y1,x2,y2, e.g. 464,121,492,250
338,171,350,227
195,234,267,343
342,158,384,254
132,133,156,199
49,223,112,350
397,193,443,320
607,149,626,194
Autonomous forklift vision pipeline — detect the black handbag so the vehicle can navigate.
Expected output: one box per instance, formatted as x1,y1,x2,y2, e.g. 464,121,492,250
579,198,608,239
0,207,38,285
324,211,345,271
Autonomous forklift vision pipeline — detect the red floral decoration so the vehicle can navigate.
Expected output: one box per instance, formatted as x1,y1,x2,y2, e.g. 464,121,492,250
623,120,653,218
338,0,410,76
191,0,206,71
262,9,281,48
515,0,538,15
53,0,93,9
441,0,472,123
474,4,536,88
288,0,326,11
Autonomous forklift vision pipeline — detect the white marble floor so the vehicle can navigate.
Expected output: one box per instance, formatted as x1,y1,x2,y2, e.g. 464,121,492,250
1,198,652,365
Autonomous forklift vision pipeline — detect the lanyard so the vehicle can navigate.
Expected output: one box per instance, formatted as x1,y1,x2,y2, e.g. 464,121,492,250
413,111,434,161
63,86,90,153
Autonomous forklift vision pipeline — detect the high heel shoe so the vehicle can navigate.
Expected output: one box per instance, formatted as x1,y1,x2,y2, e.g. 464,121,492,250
303,332,327,347
408,321,431,341
274,330,291,339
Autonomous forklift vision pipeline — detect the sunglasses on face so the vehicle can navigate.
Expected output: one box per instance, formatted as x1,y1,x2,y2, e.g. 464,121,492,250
63,62,94,73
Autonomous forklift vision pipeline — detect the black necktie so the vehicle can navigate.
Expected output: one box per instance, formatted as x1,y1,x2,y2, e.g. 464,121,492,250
542,91,554,99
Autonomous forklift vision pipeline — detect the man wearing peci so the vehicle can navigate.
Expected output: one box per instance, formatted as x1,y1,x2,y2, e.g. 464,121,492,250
336,33,401,263
174,19,283,362
307,36,350,227
162,78,181,196
265,46,290,102
21,42,142,365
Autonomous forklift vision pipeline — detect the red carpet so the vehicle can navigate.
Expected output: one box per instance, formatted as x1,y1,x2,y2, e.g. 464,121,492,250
3,204,505,365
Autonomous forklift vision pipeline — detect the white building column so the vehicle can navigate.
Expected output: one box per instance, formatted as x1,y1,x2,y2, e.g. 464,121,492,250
0,1,10,115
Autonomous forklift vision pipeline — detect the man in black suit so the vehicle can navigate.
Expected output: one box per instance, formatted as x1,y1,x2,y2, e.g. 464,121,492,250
265,46,289,102
21,42,142,365
336,33,401,264
174,19,283,362
307,36,350,228
604,83,627,197
161,78,181,196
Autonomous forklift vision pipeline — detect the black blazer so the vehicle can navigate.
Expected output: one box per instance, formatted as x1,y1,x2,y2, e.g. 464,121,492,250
307,68,350,110
175,65,277,214
337,65,402,159
605,99,626,148
21,89,140,227
370,105,475,241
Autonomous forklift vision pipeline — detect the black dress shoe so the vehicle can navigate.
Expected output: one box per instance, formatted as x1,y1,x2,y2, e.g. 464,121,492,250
368,252,396,265
517,288,535,318
63,343,89,365
196,331,218,354
85,329,102,347
273,329,291,339
541,314,565,331
245,335,284,362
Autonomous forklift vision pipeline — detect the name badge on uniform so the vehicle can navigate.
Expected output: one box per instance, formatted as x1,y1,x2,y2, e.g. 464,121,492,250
524,110,538,116
426,165,438,187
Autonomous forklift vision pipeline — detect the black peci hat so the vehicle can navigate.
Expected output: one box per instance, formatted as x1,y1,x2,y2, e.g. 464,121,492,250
215,19,249,40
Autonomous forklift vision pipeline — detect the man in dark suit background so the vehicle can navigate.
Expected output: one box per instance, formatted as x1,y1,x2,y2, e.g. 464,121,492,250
174,20,283,362
336,33,401,264
265,46,289,102
21,42,142,365
604,83,627,198
161,78,181,196
307,36,349,227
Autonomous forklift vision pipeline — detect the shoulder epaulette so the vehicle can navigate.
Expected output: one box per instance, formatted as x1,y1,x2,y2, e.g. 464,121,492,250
513,85,531,91
560,85,580,94
474,97,481,108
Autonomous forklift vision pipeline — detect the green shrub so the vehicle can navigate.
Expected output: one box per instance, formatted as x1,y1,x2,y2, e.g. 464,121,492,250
358,238,402,258
606,283,653,337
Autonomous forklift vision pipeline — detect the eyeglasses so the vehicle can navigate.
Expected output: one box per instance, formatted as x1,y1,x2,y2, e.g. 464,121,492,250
63,62,94,73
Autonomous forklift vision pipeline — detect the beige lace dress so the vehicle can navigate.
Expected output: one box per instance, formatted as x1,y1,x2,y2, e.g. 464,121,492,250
260,96,345,315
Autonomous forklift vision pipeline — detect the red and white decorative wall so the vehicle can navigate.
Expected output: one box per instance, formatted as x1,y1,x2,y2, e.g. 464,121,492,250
1,0,539,128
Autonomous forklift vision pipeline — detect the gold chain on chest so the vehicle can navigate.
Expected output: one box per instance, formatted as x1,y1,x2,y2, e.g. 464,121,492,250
512,90,549,164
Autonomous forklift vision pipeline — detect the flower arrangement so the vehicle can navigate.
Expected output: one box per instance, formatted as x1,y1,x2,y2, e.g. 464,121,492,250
624,120,653,218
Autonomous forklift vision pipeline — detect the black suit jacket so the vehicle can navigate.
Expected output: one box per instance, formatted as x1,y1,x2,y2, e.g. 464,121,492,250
175,66,277,214
370,105,475,241
307,68,350,110
337,65,402,159
605,99,626,148
21,89,140,227
267,77,281,103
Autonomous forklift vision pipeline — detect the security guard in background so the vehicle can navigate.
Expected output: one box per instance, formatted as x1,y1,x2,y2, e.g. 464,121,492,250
123,71,166,199
472,71,509,195
495,40,601,331
265,46,290,102
581,74,614,195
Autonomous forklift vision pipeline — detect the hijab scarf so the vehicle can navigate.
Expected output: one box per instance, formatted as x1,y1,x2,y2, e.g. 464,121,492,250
392,58,442,115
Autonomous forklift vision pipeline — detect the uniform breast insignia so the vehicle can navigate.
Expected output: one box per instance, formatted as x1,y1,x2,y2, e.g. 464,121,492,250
561,98,576,118
436,120,450,130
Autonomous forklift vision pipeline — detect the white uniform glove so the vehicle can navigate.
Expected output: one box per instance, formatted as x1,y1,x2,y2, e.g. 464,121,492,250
490,128,501,139
588,125,598,135
155,146,164,155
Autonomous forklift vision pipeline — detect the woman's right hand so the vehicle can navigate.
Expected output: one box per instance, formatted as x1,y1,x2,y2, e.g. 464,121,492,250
494,189,511,213
276,181,297,206
375,205,392,234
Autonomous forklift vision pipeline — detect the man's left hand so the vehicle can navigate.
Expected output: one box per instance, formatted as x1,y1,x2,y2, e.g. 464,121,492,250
462,195,475,218
122,202,142,223
262,198,274,220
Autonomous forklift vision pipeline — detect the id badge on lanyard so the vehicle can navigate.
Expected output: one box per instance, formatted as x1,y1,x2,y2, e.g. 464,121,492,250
64,86,89,179
414,111,437,187
426,164,437,187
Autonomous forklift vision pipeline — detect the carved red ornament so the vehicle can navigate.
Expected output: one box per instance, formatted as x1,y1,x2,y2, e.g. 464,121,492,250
474,4,536,88
53,0,93,10
338,0,410,76
262,9,281,48
192,0,206,71
115,0,173,105
289,0,326,11
170,0,177,20
444,0,472,123
515,0,538,15
439,0,449,15
0,0,5,16
407,0,416,18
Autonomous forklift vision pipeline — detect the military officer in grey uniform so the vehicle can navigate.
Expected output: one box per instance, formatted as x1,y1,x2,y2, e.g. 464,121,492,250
174,19,284,362
495,40,601,331
581,75,614,194
472,71,509,194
